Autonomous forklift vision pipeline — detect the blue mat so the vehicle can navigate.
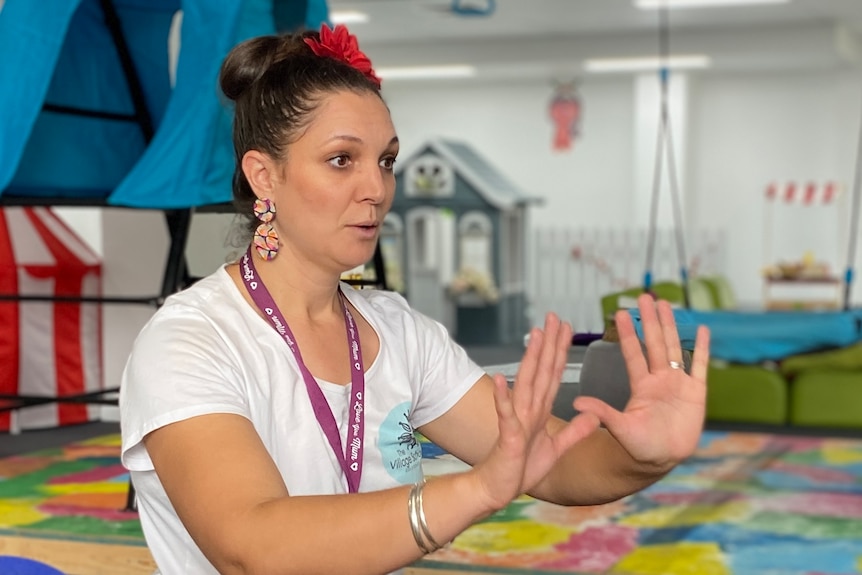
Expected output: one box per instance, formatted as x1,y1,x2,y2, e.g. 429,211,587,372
0,557,65,575
631,308,862,364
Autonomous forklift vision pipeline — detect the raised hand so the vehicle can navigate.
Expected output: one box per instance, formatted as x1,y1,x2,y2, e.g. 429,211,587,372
574,294,711,471
473,313,601,510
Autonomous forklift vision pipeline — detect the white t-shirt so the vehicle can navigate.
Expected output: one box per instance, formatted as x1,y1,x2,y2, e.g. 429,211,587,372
120,266,484,574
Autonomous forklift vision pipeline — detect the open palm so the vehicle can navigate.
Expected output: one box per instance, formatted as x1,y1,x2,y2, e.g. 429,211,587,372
477,315,600,507
574,294,711,470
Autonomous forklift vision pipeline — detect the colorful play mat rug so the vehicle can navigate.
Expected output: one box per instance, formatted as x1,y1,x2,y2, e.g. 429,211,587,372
2,431,862,575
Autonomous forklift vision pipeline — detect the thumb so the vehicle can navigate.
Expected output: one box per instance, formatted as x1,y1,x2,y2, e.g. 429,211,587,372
573,395,625,430
553,411,601,451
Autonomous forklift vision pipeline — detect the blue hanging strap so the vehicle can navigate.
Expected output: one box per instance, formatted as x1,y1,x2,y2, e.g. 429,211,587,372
843,96,862,310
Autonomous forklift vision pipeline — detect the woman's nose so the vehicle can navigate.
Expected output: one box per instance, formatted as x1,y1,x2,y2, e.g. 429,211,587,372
361,166,389,203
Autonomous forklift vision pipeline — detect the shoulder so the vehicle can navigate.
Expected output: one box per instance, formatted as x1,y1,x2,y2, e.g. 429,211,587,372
152,266,240,324
120,267,255,426
340,285,467,364
341,284,412,315
161,265,238,312
339,285,434,336
131,267,250,359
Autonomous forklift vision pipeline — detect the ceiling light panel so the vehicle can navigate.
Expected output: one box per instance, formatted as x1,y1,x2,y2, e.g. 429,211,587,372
635,0,789,8
585,55,712,72
376,65,477,80
329,10,369,24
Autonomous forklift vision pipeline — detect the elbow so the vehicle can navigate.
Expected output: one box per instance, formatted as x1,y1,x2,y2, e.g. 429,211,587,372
213,541,309,575
212,546,293,575
204,533,279,575
206,547,255,575
211,554,274,575
198,505,334,575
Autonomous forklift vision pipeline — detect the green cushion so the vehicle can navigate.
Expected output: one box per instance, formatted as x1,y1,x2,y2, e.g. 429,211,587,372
700,275,737,310
651,281,686,305
780,343,862,378
599,281,685,329
706,363,788,424
688,278,716,311
600,286,644,328
790,370,862,428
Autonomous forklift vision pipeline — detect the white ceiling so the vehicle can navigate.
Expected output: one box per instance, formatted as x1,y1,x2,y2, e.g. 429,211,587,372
327,0,862,81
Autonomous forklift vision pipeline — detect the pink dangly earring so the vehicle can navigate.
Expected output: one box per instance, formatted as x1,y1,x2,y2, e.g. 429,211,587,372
252,198,278,261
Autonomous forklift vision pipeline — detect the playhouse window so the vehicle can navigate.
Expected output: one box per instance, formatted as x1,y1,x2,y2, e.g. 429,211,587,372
458,212,492,276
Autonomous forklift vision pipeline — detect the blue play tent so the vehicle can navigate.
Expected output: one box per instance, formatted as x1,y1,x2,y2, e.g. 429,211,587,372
0,0,328,208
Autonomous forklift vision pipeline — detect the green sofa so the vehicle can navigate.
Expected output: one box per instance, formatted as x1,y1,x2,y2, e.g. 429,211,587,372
780,343,862,428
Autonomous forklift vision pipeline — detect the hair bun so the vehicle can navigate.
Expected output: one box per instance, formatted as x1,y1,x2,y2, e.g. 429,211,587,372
219,35,304,101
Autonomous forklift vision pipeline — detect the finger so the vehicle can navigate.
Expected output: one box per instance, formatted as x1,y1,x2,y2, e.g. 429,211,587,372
657,300,683,366
551,411,601,452
531,313,563,414
491,373,518,433
689,325,711,383
513,327,543,413
638,293,669,372
540,319,572,416
534,318,571,420
573,395,627,431
615,308,649,383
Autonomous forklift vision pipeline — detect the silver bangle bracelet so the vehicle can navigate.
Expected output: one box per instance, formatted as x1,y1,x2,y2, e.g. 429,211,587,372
408,482,433,554
416,480,443,551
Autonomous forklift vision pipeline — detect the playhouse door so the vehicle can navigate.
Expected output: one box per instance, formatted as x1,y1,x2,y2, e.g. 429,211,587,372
406,208,455,331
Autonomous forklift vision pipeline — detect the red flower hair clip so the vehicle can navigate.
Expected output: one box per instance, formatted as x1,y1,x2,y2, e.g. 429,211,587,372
304,24,382,88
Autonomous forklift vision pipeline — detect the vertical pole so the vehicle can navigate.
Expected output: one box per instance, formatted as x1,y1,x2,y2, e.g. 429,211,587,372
844,106,862,310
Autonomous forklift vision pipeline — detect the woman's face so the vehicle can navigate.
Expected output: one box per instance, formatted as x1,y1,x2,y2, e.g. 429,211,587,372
271,89,399,274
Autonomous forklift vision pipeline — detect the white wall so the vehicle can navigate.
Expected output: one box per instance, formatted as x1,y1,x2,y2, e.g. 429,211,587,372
384,68,862,307
689,70,862,305
383,77,635,229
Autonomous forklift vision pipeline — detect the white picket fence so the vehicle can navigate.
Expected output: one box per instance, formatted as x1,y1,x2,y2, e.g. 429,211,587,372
525,227,727,334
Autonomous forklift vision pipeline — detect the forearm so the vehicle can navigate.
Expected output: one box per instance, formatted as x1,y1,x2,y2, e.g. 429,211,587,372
529,427,672,506
225,471,493,575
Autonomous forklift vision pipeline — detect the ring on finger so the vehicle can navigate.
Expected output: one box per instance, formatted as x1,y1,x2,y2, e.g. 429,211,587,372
669,360,683,370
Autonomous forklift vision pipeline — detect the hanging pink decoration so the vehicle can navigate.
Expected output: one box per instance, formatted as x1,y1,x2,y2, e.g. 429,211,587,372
549,81,582,151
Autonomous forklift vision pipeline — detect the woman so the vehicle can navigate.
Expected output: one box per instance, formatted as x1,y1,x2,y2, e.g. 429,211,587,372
119,24,710,575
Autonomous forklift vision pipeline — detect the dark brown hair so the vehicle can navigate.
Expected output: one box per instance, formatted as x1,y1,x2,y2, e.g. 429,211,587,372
218,30,382,237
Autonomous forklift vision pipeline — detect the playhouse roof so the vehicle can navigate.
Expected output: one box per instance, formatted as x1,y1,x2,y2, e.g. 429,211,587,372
397,138,542,210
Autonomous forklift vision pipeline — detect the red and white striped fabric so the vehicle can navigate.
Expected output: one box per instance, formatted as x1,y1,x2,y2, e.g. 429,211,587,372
765,182,841,205
0,207,102,431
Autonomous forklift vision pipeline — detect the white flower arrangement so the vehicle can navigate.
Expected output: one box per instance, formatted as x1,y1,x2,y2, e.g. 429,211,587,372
448,267,499,304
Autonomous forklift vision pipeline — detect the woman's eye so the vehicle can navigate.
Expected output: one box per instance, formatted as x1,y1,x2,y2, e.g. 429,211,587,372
380,156,397,170
329,155,350,168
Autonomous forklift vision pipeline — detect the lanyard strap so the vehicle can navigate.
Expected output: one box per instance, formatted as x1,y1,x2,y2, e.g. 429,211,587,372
240,248,365,493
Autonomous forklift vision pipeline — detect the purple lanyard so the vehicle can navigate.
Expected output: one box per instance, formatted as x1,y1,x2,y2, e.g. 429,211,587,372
240,248,365,493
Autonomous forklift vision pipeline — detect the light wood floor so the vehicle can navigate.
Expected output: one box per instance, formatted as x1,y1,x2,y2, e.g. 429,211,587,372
406,568,485,575
0,535,156,575
0,535,494,575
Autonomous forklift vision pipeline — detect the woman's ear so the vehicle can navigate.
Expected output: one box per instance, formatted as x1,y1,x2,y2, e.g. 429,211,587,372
241,150,276,198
